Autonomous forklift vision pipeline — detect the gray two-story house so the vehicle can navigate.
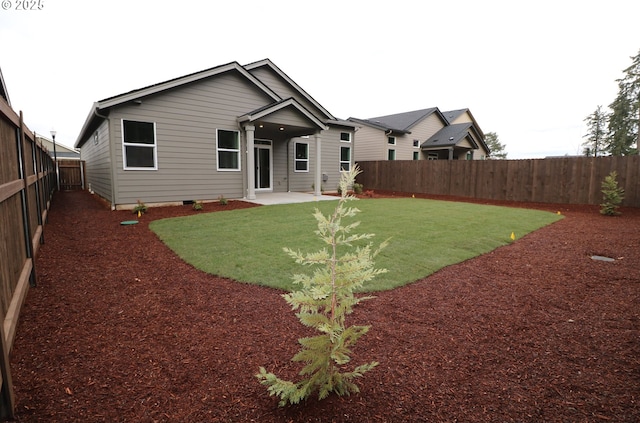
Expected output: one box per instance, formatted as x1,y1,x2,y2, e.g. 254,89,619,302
349,107,489,161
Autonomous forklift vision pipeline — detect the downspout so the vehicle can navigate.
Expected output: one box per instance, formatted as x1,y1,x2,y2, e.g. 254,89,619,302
94,107,116,210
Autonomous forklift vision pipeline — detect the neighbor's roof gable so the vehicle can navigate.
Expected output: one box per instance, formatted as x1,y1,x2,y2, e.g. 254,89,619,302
348,107,446,134
0,66,10,106
442,108,467,124
442,108,485,139
421,122,477,148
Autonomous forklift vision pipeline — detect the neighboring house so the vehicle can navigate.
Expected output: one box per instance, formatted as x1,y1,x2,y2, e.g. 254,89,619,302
0,66,10,106
349,107,489,161
75,59,356,209
37,136,81,160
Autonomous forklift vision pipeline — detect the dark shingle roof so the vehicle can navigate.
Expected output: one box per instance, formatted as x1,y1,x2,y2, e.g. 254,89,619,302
441,108,468,124
349,107,441,133
421,122,476,148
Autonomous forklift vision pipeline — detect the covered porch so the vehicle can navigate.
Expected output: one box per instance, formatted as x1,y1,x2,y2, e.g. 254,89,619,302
238,98,328,200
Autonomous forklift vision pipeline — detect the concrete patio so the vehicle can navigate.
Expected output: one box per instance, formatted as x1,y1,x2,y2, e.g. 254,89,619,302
244,192,340,205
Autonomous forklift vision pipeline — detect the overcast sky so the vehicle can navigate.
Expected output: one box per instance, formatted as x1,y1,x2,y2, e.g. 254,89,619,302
1,0,639,158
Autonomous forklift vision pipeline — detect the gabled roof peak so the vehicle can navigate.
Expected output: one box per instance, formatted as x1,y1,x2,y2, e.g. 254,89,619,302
442,108,469,124
349,107,444,133
0,66,10,106
96,61,279,109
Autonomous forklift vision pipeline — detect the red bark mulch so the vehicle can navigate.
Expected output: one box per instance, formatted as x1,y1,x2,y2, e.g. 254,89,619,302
9,190,640,422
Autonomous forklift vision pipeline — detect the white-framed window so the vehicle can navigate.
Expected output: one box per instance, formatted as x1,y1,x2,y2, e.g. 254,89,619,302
294,142,309,172
428,153,438,160
340,146,351,171
388,149,396,160
413,151,419,160
413,139,419,147
388,136,396,145
217,129,241,171
122,120,157,170
340,132,351,142
466,151,473,160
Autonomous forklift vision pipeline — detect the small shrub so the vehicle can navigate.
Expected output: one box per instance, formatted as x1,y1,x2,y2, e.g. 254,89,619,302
192,201,204,211
218,195,228,206
600,171,624,216
353,182,363,195
133,200,147,215
256,165,387,407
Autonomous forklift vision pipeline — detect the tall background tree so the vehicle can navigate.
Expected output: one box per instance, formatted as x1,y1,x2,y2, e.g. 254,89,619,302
582,105,608,156
484,132,507,159
606,49,640,155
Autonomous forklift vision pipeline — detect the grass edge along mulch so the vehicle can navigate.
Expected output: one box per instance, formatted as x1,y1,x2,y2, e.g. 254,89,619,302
149,197,564,292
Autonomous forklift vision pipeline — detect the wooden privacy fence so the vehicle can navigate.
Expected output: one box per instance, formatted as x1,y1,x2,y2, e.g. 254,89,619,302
0,101,56,419
58,159,85,191
357,156,640,207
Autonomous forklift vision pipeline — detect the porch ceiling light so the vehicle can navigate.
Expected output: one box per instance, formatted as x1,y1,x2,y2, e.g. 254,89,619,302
279,127,284,131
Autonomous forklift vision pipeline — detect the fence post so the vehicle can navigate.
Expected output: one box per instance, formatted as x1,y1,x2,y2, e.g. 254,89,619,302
31,133,44,244
0,321,15,420
17,112,36,287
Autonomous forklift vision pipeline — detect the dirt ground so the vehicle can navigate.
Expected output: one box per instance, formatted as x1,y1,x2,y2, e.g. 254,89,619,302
8,190,640,422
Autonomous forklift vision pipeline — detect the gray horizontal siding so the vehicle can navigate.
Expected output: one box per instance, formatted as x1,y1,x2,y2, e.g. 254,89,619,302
287,128,352,193
352,126,383,161
110,71,272,205
353,114,447,161
80,120,112,201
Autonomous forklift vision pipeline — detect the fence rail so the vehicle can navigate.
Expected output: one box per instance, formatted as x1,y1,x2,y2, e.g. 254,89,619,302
0,100,56,419
356,156,640,207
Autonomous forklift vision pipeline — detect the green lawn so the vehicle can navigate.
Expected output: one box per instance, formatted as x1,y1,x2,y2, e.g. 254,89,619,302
149,198,563,292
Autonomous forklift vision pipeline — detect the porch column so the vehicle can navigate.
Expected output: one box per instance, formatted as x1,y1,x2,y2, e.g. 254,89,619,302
245,124,256,200
448,147,454,160
314,132,322,196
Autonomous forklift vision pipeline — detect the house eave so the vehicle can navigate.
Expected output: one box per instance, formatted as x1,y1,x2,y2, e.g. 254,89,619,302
74,102,102,148
75,61,287,148
347,117,410,134
98,62,280,110
238,98,328,131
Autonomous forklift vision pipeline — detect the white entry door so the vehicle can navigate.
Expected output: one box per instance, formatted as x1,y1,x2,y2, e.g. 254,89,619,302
254,139,272,191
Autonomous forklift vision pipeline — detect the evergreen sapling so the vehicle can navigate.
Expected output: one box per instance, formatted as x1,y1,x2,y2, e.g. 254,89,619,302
600,171,625,215
256,166,388,406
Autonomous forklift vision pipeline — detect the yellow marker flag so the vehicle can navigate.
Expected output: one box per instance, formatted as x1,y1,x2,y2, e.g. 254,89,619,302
137,210,141,218
510,232,515,241
557,211,562,215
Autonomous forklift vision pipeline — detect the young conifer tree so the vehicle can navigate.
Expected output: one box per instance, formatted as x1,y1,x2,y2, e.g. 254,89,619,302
600,171,625,216
256,165,387,407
